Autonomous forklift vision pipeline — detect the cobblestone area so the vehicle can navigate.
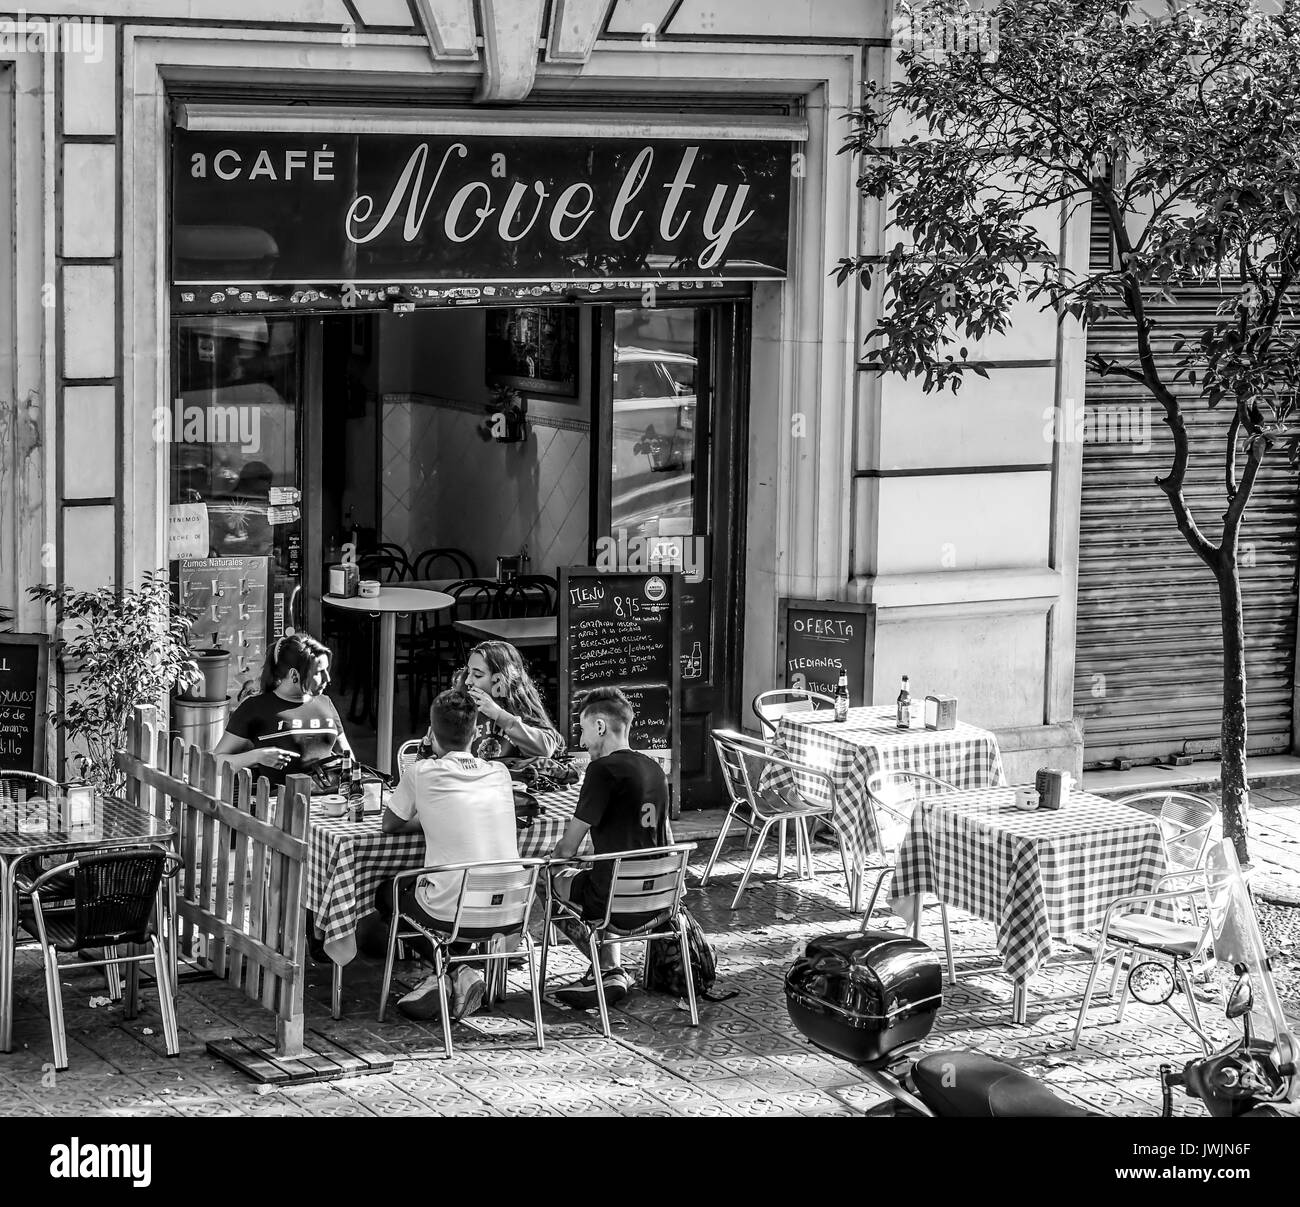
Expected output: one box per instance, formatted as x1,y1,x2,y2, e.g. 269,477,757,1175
2,816,1294,1118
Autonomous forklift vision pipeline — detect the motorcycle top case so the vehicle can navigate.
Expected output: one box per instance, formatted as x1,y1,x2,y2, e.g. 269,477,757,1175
784,930,942,1066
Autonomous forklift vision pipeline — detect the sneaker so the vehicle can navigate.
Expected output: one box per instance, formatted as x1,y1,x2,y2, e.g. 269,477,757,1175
554,966,630,1011
449,965,486,1021
397,972,448,1021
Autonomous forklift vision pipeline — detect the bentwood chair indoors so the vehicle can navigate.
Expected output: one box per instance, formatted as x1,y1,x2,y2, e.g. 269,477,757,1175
751,689,837,741
860,769,961,985
19,846,181,1070
377,858,546,1058
412,547,477,582
702,731,854,909
539,843,698,1038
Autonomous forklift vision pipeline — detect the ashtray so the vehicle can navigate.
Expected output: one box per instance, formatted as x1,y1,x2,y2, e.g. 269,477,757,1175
316,793,348,818
1012,787,1039,812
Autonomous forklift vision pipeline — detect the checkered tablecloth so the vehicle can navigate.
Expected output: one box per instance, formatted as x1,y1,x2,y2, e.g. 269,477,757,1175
305,784,582,964
768,706,1006,873
891,786,1169,982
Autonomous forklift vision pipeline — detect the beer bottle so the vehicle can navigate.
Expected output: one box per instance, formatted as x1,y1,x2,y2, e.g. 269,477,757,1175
834,672,850,722
896,675,912,729
348,757,364,822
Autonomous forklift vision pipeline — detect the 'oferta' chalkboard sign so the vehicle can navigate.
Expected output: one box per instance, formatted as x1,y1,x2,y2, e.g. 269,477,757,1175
0,634,49,775
559,567,681,807
777,599,874,707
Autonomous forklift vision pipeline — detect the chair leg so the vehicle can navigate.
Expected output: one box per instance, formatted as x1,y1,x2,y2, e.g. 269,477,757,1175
435,949,454,1059
1176,961,1212,1057
860,870,889,928
525,938,544,1052
1107,947,1126,999
589,933,611,1039
104,946,123,1001
43,946,68,1071
151,938,180,1058
124,955,140,1021
377,908,402,1022
699,807,739,887
1071,943,1109,1050
794,819,809,880
677,914,700,1027
1115,952,1133,1022
939,905,958,986
776,820,787,878
731,820,775,909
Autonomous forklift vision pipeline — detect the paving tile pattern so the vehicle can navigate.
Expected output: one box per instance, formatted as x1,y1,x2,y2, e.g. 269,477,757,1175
1,834,1295,1118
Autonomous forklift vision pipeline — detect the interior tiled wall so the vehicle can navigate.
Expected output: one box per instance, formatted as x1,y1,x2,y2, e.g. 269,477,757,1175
382,394,589,578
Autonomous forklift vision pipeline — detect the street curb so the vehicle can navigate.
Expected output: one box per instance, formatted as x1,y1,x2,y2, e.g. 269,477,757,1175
1253,871,1300,908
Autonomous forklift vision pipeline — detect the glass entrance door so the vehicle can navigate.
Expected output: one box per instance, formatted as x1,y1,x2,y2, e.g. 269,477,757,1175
594,301,749,808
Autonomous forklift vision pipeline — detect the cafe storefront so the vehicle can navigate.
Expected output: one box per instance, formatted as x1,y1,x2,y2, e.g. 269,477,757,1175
7,4,1091,796
167,115,795,803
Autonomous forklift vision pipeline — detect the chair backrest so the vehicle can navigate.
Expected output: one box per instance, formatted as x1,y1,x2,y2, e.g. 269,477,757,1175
449,578,502,620
413,547,477,581
752,689,837,737
0,771,61,802
359,550,411,583
498,576,557,618
396,740,424,777
710,729,837,819
71,848,169,948
440,859,544,942
584,844,693,932
1114,790,1219,871
865,770,957,848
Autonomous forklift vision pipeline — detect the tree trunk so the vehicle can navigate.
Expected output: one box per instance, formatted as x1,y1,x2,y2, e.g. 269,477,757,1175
1216,556,1251,864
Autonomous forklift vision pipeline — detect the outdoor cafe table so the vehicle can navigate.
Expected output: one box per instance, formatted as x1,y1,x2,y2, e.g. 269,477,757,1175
453,615,557,649
323,586,454,777
306,782,586,1018
891,785,1169,1023
770,705,1006,905
0,794,175,1052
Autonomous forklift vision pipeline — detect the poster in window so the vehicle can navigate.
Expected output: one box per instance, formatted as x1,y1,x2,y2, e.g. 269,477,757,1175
485,306,578,399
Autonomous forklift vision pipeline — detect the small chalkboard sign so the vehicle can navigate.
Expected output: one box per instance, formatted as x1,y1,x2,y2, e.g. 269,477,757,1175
559,567,681,809
0,634,50,775
777,599,874,707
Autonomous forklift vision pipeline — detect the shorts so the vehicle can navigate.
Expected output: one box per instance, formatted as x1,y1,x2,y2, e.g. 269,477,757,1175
550,866,605,922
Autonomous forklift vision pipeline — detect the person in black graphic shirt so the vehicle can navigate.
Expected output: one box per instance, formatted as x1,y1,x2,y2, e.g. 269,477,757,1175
215,633,350,789
548,687,670,1010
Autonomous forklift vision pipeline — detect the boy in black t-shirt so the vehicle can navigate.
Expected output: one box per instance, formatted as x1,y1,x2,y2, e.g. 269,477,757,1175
548,687,670,1010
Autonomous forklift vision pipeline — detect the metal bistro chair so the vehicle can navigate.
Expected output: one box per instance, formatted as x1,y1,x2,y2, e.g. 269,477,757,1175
19,846,181,1070
377,858,546,1059
702,731,854,909
1070,791,1220,1052
751,689,838,740
860,770,960,985
540,843,698,1038
412,547,477,582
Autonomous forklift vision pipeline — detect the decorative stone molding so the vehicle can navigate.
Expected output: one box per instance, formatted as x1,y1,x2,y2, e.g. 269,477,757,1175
545,0,612,64
412,0,478,61
477,0,547,102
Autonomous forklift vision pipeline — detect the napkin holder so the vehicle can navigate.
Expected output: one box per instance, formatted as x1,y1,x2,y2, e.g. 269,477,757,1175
1035,768,1073,810
924,694,958,731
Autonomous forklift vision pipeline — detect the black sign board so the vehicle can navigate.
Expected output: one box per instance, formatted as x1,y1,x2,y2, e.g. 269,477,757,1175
777,599,874,707
172,132,791,285
0,634,49,775
559,567,680,809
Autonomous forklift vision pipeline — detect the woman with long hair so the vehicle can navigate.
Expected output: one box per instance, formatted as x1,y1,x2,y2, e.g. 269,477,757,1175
452,640,562,761
214,632,350,785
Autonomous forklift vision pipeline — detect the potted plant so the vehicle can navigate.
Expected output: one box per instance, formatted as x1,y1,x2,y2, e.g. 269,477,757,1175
478,386,529,443
30,572,200,792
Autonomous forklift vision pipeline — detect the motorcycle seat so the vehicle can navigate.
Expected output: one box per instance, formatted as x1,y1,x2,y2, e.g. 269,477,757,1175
913,1051,1092,1117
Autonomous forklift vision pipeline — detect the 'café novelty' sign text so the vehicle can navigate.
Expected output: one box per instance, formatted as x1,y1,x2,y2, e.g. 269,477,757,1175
173,132,791,284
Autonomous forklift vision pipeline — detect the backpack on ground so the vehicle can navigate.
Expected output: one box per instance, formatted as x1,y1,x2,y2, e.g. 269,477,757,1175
645,908,738,1003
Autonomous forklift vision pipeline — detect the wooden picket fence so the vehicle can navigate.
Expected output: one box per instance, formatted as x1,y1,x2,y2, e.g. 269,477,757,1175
115,704,309,1058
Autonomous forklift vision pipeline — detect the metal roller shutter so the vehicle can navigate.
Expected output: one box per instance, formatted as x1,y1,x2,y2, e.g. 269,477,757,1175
1074,286,1300,767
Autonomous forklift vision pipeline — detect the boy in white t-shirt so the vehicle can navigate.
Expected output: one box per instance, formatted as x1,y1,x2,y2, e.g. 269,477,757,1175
381,689,518,1022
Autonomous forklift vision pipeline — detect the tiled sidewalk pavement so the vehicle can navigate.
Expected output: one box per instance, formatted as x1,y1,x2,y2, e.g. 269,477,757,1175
0,813,1295,1119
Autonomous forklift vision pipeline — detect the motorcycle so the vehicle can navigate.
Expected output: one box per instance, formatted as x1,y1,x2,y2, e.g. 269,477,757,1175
784,838,1297,1117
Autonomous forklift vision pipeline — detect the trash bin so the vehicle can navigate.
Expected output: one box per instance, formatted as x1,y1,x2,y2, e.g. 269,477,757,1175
171,697,229,753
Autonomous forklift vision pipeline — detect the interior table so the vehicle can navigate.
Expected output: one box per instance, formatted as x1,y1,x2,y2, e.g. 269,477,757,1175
306,782,587,1018
453,615,557,649
323,586,453,776
891,785,1169,1023
0,793,175,1052
769,705,1006,906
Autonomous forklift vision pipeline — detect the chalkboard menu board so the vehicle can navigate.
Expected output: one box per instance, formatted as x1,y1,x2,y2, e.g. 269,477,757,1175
0,634,49,775
777,599,874,707
559,567,681,805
